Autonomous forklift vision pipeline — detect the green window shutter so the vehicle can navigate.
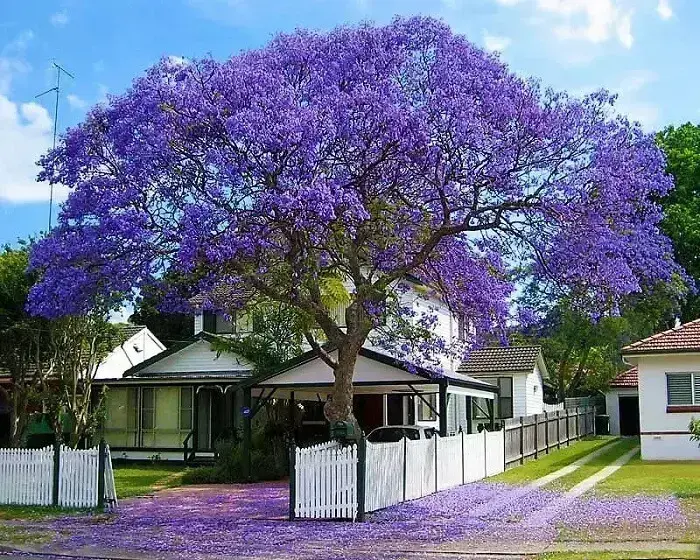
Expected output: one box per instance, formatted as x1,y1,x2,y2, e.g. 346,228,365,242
667,374,693,405
694,374,700,405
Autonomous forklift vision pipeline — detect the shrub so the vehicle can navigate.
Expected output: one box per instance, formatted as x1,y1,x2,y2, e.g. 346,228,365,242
690,418,700,446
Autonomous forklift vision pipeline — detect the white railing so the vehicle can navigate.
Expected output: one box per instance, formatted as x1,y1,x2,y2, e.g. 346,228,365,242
0,444,117,508
293,441,357,520
543,402,565,413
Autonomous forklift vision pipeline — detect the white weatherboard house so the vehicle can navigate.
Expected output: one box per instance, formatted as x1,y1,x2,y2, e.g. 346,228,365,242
622,319,700,460
457,346,547,421
96,280,501,461
604,367,639,436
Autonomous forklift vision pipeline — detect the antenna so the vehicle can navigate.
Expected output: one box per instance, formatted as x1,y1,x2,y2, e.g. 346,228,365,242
36,62,74,232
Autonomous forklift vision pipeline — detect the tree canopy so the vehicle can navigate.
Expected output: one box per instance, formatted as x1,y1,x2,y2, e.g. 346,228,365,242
28,17,679,421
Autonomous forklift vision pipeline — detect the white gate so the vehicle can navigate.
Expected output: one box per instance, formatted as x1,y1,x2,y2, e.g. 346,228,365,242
293,441,357,519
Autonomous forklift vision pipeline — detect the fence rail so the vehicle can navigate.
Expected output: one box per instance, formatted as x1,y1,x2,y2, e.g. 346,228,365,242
0,442,117,508
504,406,595,468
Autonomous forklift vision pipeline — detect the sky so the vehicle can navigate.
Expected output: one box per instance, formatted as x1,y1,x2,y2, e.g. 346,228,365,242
0,0,697,246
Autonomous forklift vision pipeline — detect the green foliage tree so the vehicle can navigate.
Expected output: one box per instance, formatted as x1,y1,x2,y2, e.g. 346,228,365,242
657,123,700,320
691,418,700,447
516,282,683,400
0,245,52,447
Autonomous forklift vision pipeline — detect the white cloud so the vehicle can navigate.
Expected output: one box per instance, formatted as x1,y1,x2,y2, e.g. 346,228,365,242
0,30,33,95
657,0,673,20
494,0,524,5
166,55,189,67
614,70,659,129
483,32,512,52
66,93,87,110
50,11,69,27
615,10,633,48
0,95,69,203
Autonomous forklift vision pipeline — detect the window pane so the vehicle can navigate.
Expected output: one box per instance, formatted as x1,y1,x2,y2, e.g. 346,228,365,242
499,377,513,398
180,387,192,410
142,388,154,409
500,397,513,419
127,388,138,430
215,314,234,334
667,374,692,405
418,394,437,421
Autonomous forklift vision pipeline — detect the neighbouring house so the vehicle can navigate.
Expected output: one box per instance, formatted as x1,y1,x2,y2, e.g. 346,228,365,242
604,367,639,436
456,346,547,423
622,319,700,460
0,324,166,447
96,279,502,462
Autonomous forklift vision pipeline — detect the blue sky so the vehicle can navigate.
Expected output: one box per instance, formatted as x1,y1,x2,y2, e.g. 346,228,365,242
0,0,696,246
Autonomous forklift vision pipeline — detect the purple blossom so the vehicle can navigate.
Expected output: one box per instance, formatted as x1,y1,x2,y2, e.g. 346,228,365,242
27,18,679,372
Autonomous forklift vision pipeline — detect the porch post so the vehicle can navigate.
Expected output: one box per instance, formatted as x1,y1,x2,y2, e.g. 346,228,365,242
288,391,296,438
487,399,496,431
193,386,200,451
243,387,252,482
438,380,448,437
466,396,473,434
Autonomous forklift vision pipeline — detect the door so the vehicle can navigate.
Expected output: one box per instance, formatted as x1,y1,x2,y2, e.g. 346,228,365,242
197,390,211,450
618,395,640,436
386,395,404,425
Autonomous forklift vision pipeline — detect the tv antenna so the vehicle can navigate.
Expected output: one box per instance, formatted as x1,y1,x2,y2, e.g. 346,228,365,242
36,62,74,232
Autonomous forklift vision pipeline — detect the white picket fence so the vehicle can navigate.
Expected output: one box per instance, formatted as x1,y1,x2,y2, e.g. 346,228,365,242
292,429,506,520
0,444,117,508
293,441,357,519
0,447,54,506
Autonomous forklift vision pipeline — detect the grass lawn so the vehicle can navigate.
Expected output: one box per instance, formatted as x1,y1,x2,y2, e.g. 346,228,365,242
537,551,700,560
595,456,700,499
113,463,188,499
490,436,618,485
546,437,640,491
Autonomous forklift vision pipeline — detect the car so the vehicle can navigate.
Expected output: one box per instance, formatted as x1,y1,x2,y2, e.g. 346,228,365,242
366,425,436,443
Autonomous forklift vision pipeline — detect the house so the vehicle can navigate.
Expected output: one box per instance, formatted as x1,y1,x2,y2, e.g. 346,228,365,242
622,319,700,460
96,280,501,462
604,367,639,436
456,346,547,422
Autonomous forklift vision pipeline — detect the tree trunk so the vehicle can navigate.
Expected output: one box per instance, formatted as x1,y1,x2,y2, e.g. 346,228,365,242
324,344,360,425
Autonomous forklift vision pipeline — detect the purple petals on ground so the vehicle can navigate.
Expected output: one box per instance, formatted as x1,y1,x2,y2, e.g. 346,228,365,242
559,494,686,527
33,481,688,559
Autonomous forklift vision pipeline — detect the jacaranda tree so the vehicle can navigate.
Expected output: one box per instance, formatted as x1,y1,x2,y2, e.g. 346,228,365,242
29,17,679,423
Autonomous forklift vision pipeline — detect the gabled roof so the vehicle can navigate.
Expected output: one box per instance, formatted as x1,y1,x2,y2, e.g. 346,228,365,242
609,366,638,389
242,345,499,394
622,318,700,355
456,346,543,376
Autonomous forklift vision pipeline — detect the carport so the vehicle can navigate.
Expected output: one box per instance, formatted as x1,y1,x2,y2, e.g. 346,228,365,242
237,346,498,477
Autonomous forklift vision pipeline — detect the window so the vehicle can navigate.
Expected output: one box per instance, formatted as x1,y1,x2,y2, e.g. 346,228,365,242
126,387,139,446
477,377,512,419
418,393,437,421
497,377,513,419
667,373,700,406
457,316,470,341
141,388,155,430
203,310,235,334
179,387,193,431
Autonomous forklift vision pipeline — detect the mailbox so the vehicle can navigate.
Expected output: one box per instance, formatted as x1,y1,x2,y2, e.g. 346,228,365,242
330,420,356,441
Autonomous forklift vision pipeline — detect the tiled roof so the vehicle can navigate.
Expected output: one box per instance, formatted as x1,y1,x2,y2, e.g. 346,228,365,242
610,366,638,388
120,324,147,340
622,318,700,355
189,285,256,309
457,346,542,375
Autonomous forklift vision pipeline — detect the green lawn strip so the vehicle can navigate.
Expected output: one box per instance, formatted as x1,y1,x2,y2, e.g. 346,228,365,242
545,437,640,492
536,551,700,560
0,524,55,546
490,436,619,485
113,463,188,499
0,505,90,521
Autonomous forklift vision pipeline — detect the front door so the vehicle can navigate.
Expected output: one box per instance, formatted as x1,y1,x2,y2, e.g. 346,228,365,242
197,390,212,450
386,395,404,425
618,395,640,436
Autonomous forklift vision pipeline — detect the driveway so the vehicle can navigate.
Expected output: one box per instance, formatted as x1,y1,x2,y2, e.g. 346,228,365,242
3,479,689,560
